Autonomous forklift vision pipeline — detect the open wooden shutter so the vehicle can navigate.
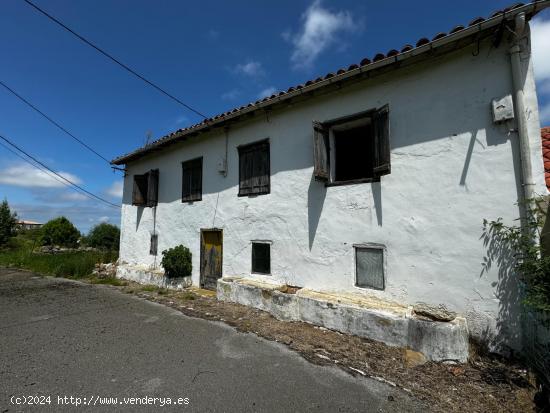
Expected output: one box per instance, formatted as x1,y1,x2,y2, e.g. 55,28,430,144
313,121,330,181
373,105,390,176
147,169,159,207
132,174,148,206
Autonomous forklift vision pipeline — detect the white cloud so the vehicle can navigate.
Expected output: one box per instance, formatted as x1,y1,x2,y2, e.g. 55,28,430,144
60,192,88,202
234,60,264,77
221,89,241,100
106,180,123,198
0,163,81,188
98,216,110,223
531,17,550,82
287,0,357,69
258,87,277,99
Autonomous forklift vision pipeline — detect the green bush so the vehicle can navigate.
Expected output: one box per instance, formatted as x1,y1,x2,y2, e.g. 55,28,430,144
161,245,192,278
86,223,120,251
0,199,17,246
40,217,80,248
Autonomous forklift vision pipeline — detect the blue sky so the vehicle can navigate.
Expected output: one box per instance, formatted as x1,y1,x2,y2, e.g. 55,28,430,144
1,0,549,233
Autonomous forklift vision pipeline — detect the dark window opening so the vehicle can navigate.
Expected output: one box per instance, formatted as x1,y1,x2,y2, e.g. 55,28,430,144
252,242,270,274
150,234,158,256
182,157,203,202
312,105,390,185
238,140,270,196
333,124,375,182
355,246,385,290
132,169,159,207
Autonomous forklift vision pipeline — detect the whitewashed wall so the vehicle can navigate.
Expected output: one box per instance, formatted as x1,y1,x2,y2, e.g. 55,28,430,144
118,35,545,351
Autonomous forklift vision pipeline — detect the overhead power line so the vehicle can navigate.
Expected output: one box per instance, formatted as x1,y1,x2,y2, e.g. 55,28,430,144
0,133,120,209
0,140,70,188
22,0,208,120
0,79,111,164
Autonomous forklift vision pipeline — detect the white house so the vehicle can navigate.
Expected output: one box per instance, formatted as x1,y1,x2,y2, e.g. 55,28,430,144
113,2,549,357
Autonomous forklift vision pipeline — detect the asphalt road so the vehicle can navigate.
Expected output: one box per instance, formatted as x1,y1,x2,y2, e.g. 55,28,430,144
0,268,425,412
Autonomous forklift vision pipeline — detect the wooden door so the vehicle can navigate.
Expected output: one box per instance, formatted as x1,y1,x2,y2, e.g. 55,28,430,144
200,229,223,290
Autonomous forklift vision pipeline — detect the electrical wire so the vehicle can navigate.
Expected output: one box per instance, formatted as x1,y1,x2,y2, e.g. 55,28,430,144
0,140,69,188
0,79,111,164
22,0,208,120
0,133,120,209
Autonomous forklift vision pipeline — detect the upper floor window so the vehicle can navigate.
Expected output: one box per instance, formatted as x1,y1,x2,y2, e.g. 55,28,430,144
313,105,390,185
132,169,159,207
238,139,270,196
182,157,203,202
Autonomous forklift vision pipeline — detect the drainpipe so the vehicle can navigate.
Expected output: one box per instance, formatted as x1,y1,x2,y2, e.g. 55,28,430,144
509,12,536,210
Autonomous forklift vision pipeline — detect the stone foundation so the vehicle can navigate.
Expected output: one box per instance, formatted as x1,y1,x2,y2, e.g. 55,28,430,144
116,264,191,290
218,277,469,362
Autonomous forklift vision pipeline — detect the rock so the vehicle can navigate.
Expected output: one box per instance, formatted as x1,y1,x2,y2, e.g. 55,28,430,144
413,302,456,322
403,349,427,367
92,262,117,279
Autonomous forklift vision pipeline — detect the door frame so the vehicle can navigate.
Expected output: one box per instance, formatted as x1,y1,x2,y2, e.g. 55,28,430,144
199,228,223,289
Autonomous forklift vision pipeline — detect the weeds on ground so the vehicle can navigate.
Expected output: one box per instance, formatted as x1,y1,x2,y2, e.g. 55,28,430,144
0,233,117,278
89,277,127,286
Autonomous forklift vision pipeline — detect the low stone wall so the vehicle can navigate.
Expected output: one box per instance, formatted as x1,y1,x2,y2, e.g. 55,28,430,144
116,264,191,290
218,277,469,362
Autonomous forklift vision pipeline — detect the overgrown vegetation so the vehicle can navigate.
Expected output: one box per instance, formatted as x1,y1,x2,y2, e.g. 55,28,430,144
0,246,117,279
40,217,80,248
0,199,17,246
0,221,117,279
483,198,550,312
161,245,192,278
84,223,120,251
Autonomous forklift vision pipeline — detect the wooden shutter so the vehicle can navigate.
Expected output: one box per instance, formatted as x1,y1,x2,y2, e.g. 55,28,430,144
147,169,159,207
132,174,148,206
239,141,269,196
313,121,330,181
253,142,269,194
373,105,390,176
182,158,202,202
150,234,158,255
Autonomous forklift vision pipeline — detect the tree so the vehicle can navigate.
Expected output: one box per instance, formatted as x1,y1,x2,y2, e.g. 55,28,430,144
0,199,17,246
86,223,120,251
40,217,80,248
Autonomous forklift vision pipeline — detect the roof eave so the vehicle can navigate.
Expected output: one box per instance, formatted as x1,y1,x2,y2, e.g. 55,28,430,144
111,1,550,166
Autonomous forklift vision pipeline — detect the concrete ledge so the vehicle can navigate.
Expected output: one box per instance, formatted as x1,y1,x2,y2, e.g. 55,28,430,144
217,277,469,362
116,264,191,290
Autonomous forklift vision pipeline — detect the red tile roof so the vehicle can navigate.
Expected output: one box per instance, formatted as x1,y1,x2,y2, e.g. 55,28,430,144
112,1,550,165
542,127,550,189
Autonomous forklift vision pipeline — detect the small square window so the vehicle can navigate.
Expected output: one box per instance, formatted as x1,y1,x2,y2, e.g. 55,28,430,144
252,242,270,274
355,246,385,290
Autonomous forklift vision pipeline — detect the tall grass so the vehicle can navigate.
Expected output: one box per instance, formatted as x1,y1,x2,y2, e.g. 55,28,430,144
0,242,117,279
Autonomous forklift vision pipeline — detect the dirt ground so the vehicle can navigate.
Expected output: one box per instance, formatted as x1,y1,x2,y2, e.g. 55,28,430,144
87,280,541,413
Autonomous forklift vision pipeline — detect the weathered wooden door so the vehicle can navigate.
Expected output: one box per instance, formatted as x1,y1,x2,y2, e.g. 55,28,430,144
200,229,223,290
